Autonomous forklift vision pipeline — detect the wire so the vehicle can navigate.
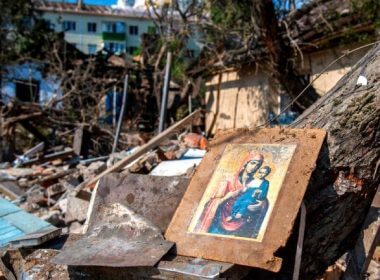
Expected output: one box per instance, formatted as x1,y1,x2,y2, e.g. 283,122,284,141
258,39,380,128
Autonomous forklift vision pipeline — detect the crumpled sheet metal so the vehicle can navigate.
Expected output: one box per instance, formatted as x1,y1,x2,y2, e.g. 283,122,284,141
52,174,190,267
158,257,234,279
52,202,174,267
88,173,190,233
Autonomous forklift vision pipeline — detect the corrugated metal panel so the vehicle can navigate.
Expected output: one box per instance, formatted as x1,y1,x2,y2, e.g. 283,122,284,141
0,218,24,247
4,211,52,234
0,198,57,248
0,199,21,216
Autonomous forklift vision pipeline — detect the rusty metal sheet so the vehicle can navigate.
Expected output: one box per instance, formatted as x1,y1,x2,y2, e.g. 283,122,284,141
52,174,190,267
88,173,190,233
52,202,174,267
9,228,61,248
158,257,232,279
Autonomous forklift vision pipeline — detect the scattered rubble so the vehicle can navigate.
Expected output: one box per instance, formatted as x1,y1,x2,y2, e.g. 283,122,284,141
0,71,378,280
0,124,205,234
0,109,221,278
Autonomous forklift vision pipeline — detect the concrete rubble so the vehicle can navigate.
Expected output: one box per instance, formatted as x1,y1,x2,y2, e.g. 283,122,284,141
0,106,378,279
0,119,237,279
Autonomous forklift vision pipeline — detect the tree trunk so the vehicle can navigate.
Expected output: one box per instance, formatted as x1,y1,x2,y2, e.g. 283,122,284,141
292,44,380,279
251,0,320,112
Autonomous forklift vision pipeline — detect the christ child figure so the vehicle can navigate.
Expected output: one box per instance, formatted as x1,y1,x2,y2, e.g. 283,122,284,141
226,166,271,221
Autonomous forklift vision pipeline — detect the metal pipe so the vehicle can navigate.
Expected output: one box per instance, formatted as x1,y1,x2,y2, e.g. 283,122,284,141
113,85,117,129
158,52,172,133
112,74,128,153
188,87,192,114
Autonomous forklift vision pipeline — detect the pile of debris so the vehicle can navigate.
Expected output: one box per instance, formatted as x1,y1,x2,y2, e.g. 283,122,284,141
0,122,207,236
1,43,379,279
0,109,220,279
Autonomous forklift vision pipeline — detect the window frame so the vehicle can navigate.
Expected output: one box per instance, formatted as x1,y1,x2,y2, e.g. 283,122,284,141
88,44,97,55
87,22,97,33
129,25,139,35
102,22,126,33
63,20,76,31
104,42,126,54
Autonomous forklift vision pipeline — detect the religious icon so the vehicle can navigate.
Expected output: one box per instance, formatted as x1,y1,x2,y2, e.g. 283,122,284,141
188,143,296,241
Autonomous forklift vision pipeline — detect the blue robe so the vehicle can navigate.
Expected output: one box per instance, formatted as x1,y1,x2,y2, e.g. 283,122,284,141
231,179,269,219
209,179,269,238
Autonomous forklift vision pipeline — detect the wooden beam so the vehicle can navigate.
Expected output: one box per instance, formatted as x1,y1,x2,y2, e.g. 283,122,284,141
0,181,25,200
19,121,50,145
23,149,75,166
73,109,201,197
27,169,75,187
4,112,42,128
293,202,307,280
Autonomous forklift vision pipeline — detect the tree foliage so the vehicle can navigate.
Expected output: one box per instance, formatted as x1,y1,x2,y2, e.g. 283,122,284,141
0,0,56,65
145,0,379,111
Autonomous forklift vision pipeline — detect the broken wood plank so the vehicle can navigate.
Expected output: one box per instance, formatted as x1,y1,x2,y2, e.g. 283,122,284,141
0,181,25,200
73,126,90,158
3,112,42,128
20,121,50,145
293,202,307,280
73,127,84,156
23,149,75,166
27,169,75,187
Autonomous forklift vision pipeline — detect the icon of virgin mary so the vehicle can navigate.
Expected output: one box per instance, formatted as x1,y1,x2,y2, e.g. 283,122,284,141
194,152,270,239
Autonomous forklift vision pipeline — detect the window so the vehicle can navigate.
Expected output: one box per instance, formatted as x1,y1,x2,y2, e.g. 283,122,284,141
88,22,97,33
15,80,40,102
88,44,97,55
129,25,139,35
102,22,125,33
128,46,137,55
63,21,76,31
104,42,125,54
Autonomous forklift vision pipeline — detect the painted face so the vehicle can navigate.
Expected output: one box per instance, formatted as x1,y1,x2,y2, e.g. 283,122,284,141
257,168,270,179
245,160,261,174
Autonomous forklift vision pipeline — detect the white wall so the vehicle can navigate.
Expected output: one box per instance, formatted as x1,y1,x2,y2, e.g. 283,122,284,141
298,43,371,95
43,11,169,54
42,10,202,55
205,70,274,135
1,63,62,104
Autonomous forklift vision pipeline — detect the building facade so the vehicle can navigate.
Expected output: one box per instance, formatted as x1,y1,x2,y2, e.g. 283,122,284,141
37,2,201,56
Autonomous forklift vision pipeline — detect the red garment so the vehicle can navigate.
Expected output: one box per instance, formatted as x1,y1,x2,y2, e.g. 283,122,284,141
196,152,263,232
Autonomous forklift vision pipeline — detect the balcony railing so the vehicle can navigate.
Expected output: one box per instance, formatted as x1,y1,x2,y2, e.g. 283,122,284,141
102,32,126,41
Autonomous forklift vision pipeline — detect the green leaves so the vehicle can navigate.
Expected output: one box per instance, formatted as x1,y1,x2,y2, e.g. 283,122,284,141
0,0,55,64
